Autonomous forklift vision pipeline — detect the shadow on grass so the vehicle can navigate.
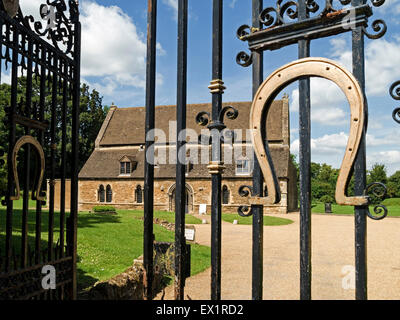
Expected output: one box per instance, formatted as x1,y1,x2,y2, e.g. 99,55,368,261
0,209,123,295
77,212,122,229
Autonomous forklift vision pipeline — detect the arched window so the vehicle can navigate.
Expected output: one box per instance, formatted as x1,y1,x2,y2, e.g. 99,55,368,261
135,185,143,204
222,185,230,204
106,185,112,203
98,185,105,203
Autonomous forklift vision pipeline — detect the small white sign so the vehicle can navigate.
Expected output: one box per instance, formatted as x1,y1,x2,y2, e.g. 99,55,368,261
185,227,195,242
199,204,207,215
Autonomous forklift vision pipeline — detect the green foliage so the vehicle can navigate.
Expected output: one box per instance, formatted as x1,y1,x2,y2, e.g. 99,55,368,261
319,195,334,203
92,205,116,213
310,162,339,203
0,77,108,196
382,197,400,206
367,163,388,204
387,171,400,198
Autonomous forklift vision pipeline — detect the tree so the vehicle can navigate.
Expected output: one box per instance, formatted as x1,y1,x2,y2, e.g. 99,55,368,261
367,163,388,204
0,76,108,198
387,170,400,198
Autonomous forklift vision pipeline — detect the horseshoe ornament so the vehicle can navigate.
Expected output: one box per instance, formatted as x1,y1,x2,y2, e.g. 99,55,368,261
10,135,46,202
250,57,368,206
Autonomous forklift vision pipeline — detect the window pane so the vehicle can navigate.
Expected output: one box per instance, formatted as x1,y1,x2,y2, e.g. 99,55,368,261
120,162,125,174
126,162,131,174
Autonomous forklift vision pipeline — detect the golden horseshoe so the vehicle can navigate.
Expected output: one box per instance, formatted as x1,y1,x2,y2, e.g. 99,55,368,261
10,135,46,202
250,57,367,206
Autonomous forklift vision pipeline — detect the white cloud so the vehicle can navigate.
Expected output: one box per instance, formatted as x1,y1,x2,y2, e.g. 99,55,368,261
1,73,11,85
229,0,239,8
367,150,400,175
329,37,400,96
80,2,147,86
290,78,347,125
162,0,178,19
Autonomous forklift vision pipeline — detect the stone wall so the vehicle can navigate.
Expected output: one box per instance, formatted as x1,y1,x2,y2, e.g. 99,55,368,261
78,177,292,214
46,179,71,211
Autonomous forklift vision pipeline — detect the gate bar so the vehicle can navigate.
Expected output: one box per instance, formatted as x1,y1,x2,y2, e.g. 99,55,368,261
175,0,188,301
352,0,368,300
35,48,47,265
210,0,224,300
21,39,34,269
144,0,157,300
69,13,82,300
49,57,58,262
251,0,264,301
298,0,312,300
5,27,19,273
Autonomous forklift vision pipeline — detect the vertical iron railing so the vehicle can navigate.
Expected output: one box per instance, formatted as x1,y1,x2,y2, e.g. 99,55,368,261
209,0,224,300
352,0,368,300
144,0,157,300
297,0,312,300
175,0,188,301
70,10,82,300
251,0,264,301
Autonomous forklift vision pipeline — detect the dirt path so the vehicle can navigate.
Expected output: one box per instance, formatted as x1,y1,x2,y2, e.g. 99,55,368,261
155,212,400,300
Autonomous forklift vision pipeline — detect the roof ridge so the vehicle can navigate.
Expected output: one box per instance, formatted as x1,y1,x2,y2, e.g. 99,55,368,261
114,101,255,110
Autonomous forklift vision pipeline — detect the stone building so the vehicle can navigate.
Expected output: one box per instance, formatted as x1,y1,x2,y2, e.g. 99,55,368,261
78,99,298,214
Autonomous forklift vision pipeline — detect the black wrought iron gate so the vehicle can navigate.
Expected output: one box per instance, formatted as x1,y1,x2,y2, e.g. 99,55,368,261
0,1,80,300
144,0,390,301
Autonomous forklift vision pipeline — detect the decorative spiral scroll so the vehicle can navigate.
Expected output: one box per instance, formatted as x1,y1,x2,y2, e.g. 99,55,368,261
389,81,400,124
219,105,239,123
238,205,253,217
389,81,400,100
238,185,254,217
370,0,385,7
195,111,210,127
236,51,253,67
392,108,400,124
305,0,320,14
363,19,387,40
237,25,251,40
259,1,298,28
364,182,388,220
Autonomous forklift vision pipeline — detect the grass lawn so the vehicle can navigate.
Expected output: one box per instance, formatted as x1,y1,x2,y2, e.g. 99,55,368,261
118,209,203,224
311,202,400,217
221,213,293,226
0,208,210,293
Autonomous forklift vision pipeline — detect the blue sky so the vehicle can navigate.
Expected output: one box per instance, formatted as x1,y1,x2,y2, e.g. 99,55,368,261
13,0,400,175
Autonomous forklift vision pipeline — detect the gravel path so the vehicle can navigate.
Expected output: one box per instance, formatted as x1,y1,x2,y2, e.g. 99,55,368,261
156,212,400,300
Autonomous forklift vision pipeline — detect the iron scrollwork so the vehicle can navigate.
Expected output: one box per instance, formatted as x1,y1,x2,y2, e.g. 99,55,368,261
389,81,400,124
2,0,80,55
364,182,388,220
195,105,239,174
236,0,387,67
26,0,79,55
238,185,254,217
195,105,239,130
